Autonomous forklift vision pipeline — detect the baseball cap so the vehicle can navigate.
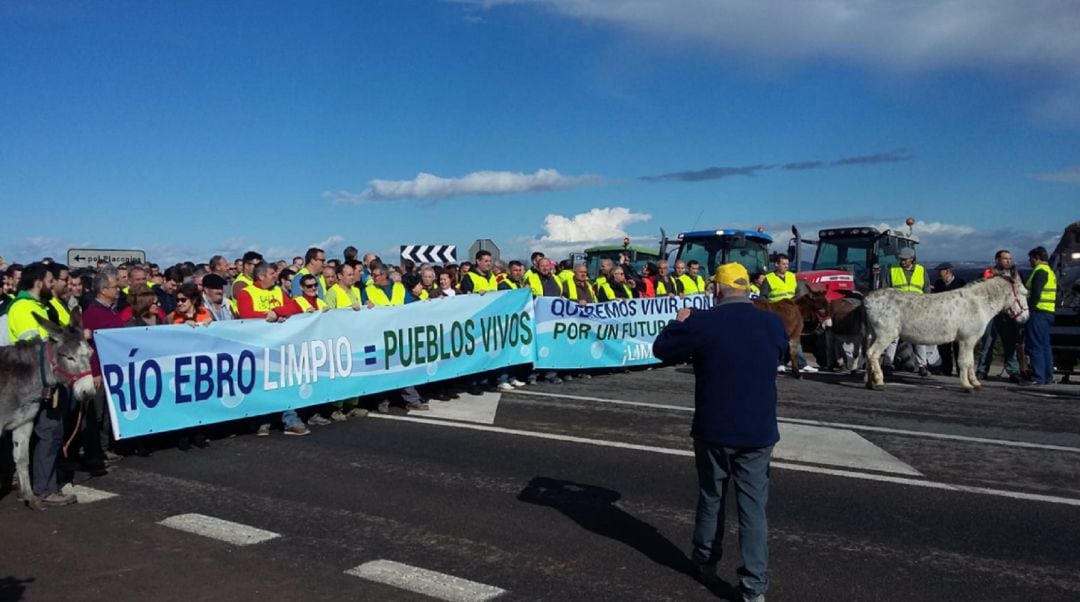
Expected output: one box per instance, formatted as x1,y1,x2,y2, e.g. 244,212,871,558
713,262,750,290
934,262,953,271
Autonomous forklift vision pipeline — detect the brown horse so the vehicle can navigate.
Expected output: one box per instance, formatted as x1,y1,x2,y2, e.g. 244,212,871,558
753,290,829,378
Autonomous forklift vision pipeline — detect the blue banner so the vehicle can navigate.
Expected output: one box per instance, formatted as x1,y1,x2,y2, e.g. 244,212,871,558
532,295,714,369
96,289,535,439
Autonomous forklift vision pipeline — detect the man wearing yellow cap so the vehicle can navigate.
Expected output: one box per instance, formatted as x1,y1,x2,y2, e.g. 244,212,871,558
653,262,787,602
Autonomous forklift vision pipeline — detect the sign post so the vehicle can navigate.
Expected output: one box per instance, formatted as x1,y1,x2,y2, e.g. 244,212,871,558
67,248,146,269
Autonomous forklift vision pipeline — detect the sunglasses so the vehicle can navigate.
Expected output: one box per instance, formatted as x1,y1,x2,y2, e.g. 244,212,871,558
177,297,190,302
302,283,317,289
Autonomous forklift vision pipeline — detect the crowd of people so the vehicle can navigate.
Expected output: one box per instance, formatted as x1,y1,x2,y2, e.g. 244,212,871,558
0,241,1059,511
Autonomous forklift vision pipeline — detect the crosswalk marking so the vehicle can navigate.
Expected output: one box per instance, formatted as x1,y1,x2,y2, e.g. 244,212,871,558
61,483,118,503
346,559,507,602
158,513,281,546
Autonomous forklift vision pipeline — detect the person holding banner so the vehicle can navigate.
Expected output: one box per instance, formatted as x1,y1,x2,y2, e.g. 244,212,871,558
562,263,597,305
527,258,563,297
364,262,428,412
460,251,497,294
237,263,310,437
597,267,636,302
652,262,787,602
498,261,527,291
657,260,678,297
325,262,363,310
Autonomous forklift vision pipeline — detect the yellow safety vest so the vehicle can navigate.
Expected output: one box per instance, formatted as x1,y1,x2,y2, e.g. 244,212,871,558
295,296,329,313
557,269,574,284
890,265,926,294
750,283,761,296
499,279,520,290
598,281,633,301
655,276,677,296
49,296,71,327
765,271,797,302
528,273,568,297
247,286,285,314
231,274,253,314
365,282,406,306
1025,264,1057,313
676,274,705,295
464,271,497,293
564,279,596,302
7,293,50,342
326,283,361,309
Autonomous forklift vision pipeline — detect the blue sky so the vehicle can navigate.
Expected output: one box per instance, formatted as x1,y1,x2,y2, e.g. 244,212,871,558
1,0,1077,265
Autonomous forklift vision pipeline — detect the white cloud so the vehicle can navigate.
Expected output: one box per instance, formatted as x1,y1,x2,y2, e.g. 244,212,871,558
310,234,345,250
462,1,1080,73
508,206,654,258
326,168,601,203
542,207,652,243
1033,165,1080,183
873,220,1058,261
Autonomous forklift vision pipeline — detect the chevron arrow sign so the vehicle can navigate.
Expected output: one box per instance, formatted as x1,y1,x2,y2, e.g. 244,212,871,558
400,245,457,264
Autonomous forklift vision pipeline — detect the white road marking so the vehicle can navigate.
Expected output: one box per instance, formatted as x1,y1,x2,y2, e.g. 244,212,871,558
346,559,507,602
507,389,1080,454
370,414,1080,508
778,423,921,476
426,391,501,424
158,513,281,546
61,483,117,503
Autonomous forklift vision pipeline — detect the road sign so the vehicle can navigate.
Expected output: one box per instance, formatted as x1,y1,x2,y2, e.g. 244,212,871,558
67,248,146,269
467,239,500,263
400,245,457,265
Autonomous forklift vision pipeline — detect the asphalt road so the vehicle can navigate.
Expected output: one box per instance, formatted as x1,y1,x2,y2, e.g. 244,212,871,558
2,367,1079,601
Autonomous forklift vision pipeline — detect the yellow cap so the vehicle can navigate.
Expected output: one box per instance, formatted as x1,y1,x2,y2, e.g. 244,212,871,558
713,262,750,290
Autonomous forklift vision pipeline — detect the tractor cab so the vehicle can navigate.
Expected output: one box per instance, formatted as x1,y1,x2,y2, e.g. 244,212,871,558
790,225,919,295
662,228,773,277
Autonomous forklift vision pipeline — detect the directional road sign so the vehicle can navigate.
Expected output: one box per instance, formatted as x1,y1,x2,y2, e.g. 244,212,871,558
67,248,146,269
400,245,457,265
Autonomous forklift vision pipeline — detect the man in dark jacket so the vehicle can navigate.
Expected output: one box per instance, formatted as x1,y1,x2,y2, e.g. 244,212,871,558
931,263,966,376
653,263,787,602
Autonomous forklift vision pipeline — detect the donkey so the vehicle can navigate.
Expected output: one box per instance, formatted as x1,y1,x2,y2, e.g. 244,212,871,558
826,296,866,372
863,276,1029,391
753,290,830,378
0,311,95,509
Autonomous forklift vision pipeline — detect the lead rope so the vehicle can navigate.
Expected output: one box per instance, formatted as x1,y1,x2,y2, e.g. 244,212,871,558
41,341,85,460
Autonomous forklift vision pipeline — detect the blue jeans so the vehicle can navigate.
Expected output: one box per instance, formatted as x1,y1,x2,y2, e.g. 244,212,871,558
1025,311,1055,384
692,441,772,598
977,315,1020,377
282,410,302,428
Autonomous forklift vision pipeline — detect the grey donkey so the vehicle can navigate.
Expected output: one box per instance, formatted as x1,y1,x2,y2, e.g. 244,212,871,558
1,311,95,509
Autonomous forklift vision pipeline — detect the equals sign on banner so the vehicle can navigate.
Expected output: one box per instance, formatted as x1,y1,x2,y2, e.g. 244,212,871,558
364,345,377,366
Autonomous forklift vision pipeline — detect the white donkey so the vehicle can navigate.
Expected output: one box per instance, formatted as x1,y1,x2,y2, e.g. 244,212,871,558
864,276,1029,391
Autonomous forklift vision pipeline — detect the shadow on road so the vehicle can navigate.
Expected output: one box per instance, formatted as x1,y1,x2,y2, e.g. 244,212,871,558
517,476,739,600
0,576,34,601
